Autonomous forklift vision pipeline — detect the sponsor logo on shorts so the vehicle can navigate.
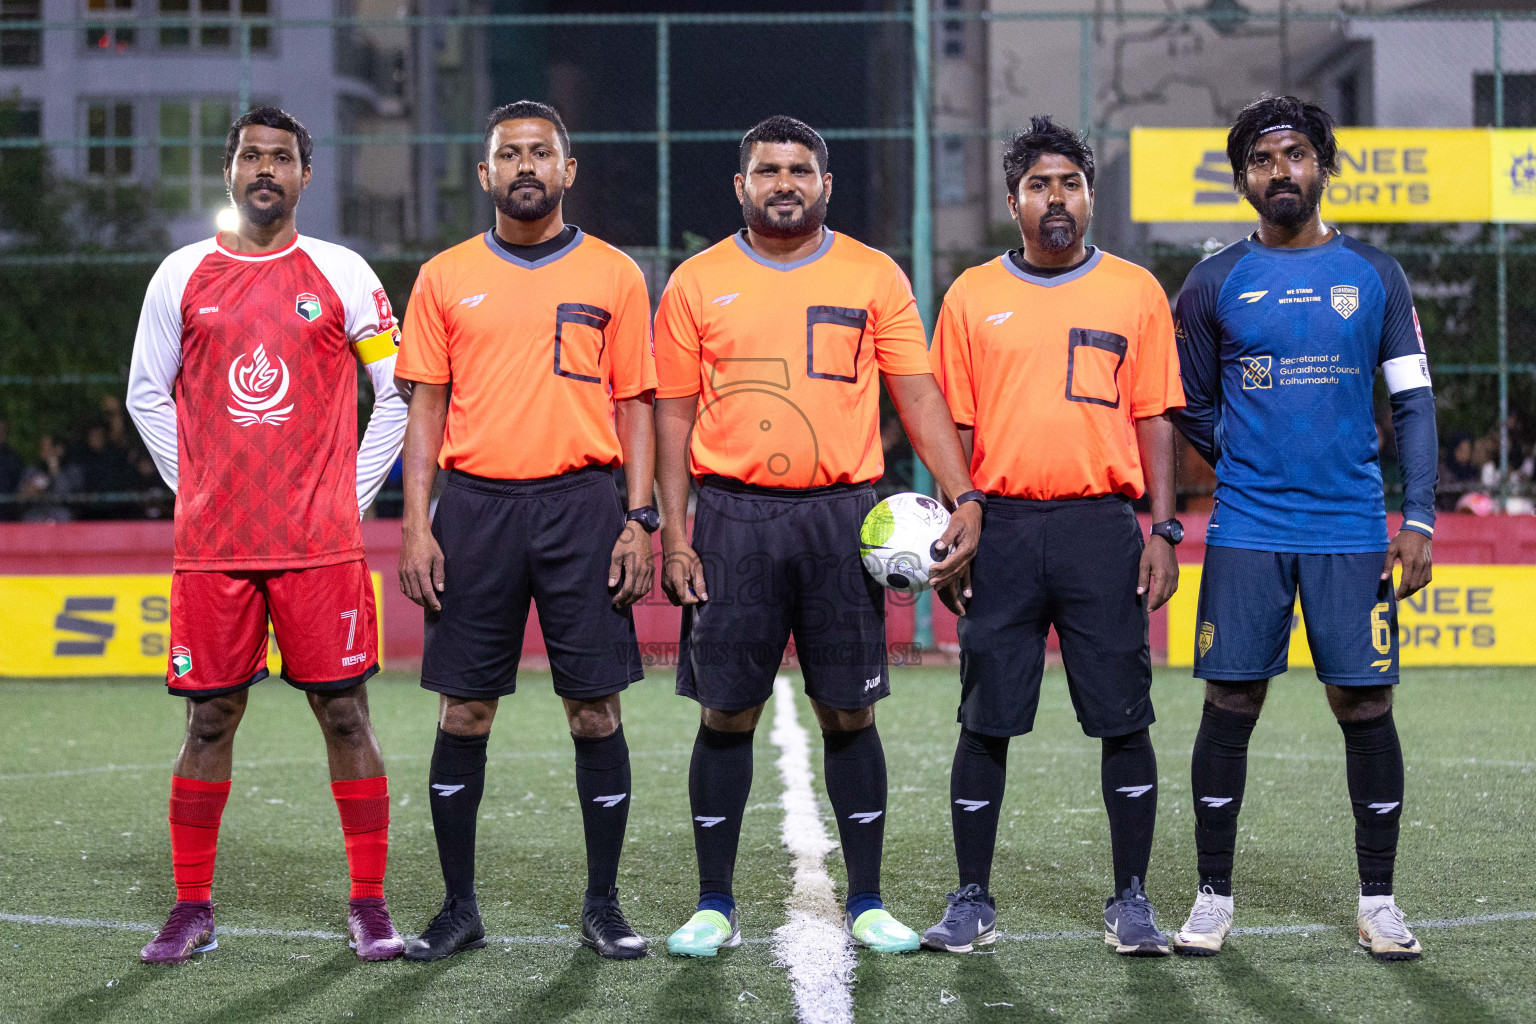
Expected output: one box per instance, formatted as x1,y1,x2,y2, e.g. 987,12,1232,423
171,645,192,677
1198,621,1216,656
342,652,368,667
863,675,882,692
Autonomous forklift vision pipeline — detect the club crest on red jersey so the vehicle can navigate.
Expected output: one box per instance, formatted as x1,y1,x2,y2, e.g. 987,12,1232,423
227,343,294,426
295,292,323,323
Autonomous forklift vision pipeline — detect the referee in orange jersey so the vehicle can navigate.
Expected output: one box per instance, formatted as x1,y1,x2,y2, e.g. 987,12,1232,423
394,102,657,961
653,116,982,957
922,117,1185,957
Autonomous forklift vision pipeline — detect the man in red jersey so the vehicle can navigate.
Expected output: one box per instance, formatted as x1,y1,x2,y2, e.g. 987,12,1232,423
126,107,409,965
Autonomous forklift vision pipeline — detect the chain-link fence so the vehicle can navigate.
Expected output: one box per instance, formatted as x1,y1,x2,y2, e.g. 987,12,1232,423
0,4,1532,523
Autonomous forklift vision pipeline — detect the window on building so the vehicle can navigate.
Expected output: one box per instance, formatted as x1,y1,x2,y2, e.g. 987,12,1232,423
87,101,134,176
159,98,232,212
157,0,269,51
1474,73,1536,128
1,0,42,66
85,0,137,51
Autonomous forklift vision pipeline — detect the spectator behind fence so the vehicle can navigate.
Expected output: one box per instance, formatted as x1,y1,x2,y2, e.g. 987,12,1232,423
72,420,140,520
0,418,25,522
1439,433,1479,510
19,434,78,523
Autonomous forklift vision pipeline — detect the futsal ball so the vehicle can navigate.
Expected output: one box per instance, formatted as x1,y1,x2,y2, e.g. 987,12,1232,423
859,492,951,593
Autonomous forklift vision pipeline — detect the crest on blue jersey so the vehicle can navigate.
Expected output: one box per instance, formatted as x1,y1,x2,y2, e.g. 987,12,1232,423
1240,355,1272,390
1330,285,1359,320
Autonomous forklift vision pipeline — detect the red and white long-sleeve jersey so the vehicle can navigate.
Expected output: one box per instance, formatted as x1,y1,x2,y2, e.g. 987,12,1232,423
127,233,408,571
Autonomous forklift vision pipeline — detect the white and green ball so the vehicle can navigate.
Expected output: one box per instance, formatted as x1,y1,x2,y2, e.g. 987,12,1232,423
859,492,951,593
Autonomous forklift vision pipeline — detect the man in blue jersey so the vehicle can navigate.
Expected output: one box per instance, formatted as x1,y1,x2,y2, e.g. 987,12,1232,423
1168,96,1437,961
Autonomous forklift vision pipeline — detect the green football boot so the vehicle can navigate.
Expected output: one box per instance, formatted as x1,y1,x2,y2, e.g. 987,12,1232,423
845,908,921,953
666,909,741,957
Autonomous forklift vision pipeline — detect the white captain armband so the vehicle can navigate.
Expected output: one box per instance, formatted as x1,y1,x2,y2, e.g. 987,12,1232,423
1382,354,1433,395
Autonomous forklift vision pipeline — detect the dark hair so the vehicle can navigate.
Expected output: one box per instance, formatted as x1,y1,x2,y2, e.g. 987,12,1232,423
1226,94,1340,187
223,107,312,173
738,115,829,175
483,100,570,158
1003,115,1094,195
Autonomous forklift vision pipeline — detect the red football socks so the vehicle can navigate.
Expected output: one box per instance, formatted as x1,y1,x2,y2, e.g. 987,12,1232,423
169,775,231,902
332,776,390,899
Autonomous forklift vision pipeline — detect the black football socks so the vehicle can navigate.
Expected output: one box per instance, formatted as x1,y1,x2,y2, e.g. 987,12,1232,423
949,727,1009,894
822,724,887,919
1341,710,1404,897
690,723,755,916
1101,727,1158,894
1189,701,1259,897
428,728,489,901
572,725,632,900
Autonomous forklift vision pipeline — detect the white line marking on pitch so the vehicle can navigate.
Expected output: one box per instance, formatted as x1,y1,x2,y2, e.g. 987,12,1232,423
768,674,855,1024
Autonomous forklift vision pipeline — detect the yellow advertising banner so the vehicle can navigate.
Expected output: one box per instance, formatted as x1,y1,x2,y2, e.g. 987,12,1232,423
1131,128,1535,224
1490,129,1536,223
0,574,385,678
1167,564,1536,668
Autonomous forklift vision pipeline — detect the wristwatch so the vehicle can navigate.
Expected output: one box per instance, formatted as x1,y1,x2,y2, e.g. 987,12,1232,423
954,489,988,511
1150,518,1184,546
625,505,661,533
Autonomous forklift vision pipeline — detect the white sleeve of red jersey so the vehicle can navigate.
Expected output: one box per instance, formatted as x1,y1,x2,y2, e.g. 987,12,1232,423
126,242,211,493
300,238,410,515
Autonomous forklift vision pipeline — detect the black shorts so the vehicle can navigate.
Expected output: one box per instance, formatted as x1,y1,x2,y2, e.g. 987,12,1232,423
421,467,642,701
1194,546,1399,686
956,494,1152,738
676,476,888,712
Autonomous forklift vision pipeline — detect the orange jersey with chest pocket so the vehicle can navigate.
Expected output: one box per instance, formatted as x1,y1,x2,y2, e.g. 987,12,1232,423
653,230,932,488
929,250,1185,500
396,229,657,480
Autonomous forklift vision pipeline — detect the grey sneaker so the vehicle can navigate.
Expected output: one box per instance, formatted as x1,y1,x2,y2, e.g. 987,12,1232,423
1103,877,1170,956
921,883,997,953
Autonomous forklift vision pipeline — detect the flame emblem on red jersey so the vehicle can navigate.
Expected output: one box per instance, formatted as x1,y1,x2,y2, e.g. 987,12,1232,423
227,344,294,426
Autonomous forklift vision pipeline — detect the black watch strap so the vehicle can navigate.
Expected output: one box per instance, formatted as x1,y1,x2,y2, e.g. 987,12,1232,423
954,489,988,510
625,505,661,533
1151,518,1184,545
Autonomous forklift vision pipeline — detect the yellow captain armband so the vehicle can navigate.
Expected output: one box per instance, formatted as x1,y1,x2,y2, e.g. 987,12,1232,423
353,326,401,365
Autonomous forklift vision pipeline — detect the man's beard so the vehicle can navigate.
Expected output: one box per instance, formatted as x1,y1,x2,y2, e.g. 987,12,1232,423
1034,207,1080,253
235,180,294,227
1246,176,1324,229
494,176,564,221
742,189,828,240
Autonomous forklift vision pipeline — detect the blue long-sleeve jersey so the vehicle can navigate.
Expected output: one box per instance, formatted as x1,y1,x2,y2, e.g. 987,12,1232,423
1172,231,1438,554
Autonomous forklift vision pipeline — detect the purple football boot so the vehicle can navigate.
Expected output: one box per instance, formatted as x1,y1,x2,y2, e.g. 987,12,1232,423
348,897,405,961
140,900,217,965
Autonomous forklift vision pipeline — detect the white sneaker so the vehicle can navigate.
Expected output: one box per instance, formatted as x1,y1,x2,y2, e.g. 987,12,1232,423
1171,885,1233,956
1357,895,1422,961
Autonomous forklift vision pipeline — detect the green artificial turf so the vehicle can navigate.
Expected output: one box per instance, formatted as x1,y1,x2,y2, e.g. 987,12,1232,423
0,666,1532,1023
